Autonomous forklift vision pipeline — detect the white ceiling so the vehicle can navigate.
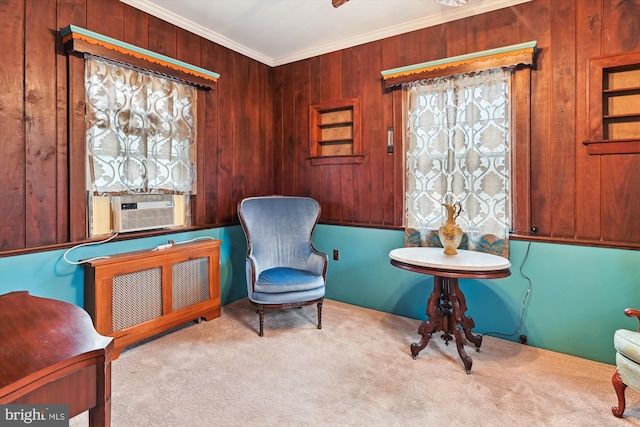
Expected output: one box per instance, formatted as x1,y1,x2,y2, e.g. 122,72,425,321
121,0,532,67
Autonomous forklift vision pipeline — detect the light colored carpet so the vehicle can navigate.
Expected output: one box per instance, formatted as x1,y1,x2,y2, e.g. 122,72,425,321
72,298,640,426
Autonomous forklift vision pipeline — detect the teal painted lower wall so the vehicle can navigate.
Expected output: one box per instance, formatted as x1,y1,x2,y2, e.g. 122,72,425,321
0,228,248,308
313,224,640,365
1,224,638,365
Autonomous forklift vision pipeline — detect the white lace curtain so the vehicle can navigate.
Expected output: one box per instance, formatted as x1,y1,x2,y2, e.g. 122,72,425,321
403,68,512,257
85,57,197,195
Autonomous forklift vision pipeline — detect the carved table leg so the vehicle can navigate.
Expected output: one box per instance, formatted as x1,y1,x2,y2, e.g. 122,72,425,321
317,300,323,329
612,370,627,418
439,278,453,345
453,323,473,374
449,278,474,373
411,277,444,358
452,279,482,351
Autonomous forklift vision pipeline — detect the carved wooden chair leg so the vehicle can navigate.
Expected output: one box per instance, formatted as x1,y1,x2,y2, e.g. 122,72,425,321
612,370,627,417
317,300,323,329
257,305,265,337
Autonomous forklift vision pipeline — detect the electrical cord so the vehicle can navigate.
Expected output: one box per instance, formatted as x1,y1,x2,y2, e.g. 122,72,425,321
152,235,217,250
480,240,532,339
62,233,119,265
64,233,216,261
174,236,216,244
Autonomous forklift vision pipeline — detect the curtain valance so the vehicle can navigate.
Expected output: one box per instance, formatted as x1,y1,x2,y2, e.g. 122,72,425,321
381,41,536,89
60,25,219,89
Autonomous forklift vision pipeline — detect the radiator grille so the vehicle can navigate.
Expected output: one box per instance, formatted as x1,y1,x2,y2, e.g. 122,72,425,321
172,257,210,310
112,267,163,331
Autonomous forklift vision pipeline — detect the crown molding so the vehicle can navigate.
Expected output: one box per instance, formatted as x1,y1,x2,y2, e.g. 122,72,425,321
121,0,533,67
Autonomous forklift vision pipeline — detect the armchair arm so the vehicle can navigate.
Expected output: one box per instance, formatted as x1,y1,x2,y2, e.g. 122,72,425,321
245,256,261,293
306,250,328,277
624,308,640,332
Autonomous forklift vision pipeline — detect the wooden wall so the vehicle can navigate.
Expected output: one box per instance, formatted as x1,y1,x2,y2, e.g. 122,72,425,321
0,0,275,252
1,0,639,253
273,0,640,248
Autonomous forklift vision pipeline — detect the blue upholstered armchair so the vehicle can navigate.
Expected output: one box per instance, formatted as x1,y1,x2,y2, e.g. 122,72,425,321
612,308,640,418
238,196,328,336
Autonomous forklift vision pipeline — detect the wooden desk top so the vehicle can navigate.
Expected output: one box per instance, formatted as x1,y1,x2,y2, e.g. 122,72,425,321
389,247,511,279
0,291,113,394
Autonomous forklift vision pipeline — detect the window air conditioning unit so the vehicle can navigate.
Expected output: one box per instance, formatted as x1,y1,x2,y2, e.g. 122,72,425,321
112,194,177,233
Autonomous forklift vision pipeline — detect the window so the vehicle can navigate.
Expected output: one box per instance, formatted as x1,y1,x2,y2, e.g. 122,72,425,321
61,25,219,241
403,68,512,256
84,57,197,236
381,41,537,257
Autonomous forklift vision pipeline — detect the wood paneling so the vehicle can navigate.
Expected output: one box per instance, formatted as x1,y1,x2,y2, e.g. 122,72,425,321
67,53,87,243
86,0,122,39
0,0,26,250
201,40,220,225
122,4,148,47
274,0,640,247
214,46,236,225
25,0,57,247
600,1,640,243
575,0,603,241
523,0,552,236
56,0,86,244
549,0,577,238
0,0,273,252
1,0,639,252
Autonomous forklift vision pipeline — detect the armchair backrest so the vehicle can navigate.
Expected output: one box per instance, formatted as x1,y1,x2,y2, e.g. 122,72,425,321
238,196,322,272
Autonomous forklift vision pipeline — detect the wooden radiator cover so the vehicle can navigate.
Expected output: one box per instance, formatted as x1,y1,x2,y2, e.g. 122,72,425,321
83,239,221,359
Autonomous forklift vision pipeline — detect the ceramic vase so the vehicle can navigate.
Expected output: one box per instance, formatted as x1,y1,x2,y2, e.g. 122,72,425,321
438,202,463,255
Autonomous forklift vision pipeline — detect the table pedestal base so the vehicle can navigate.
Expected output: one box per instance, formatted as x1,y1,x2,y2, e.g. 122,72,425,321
411,276,482,373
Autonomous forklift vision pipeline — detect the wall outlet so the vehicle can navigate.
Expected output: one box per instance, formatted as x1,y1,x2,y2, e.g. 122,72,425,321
333,249,339,261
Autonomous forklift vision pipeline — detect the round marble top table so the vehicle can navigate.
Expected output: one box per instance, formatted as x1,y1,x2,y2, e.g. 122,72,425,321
389,247,511,273
389,247,511,373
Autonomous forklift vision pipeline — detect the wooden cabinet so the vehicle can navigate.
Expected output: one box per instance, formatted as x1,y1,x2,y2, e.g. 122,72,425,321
83,239,221,359
584,51,640,155
309,98,364,165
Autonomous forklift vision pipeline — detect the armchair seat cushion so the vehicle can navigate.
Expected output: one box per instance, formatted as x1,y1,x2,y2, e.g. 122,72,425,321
251,287,325,305
614,329,640,362
256,267,324,293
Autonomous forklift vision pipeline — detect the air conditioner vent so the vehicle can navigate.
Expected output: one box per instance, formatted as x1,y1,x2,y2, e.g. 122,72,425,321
112,194,177,233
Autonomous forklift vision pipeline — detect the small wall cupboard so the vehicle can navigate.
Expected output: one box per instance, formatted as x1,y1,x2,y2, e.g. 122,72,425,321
585,51,640,155
309,98,364,165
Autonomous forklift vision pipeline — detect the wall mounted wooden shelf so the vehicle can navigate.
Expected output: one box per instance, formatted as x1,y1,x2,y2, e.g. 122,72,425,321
309,98,362,165
585,51,640,155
